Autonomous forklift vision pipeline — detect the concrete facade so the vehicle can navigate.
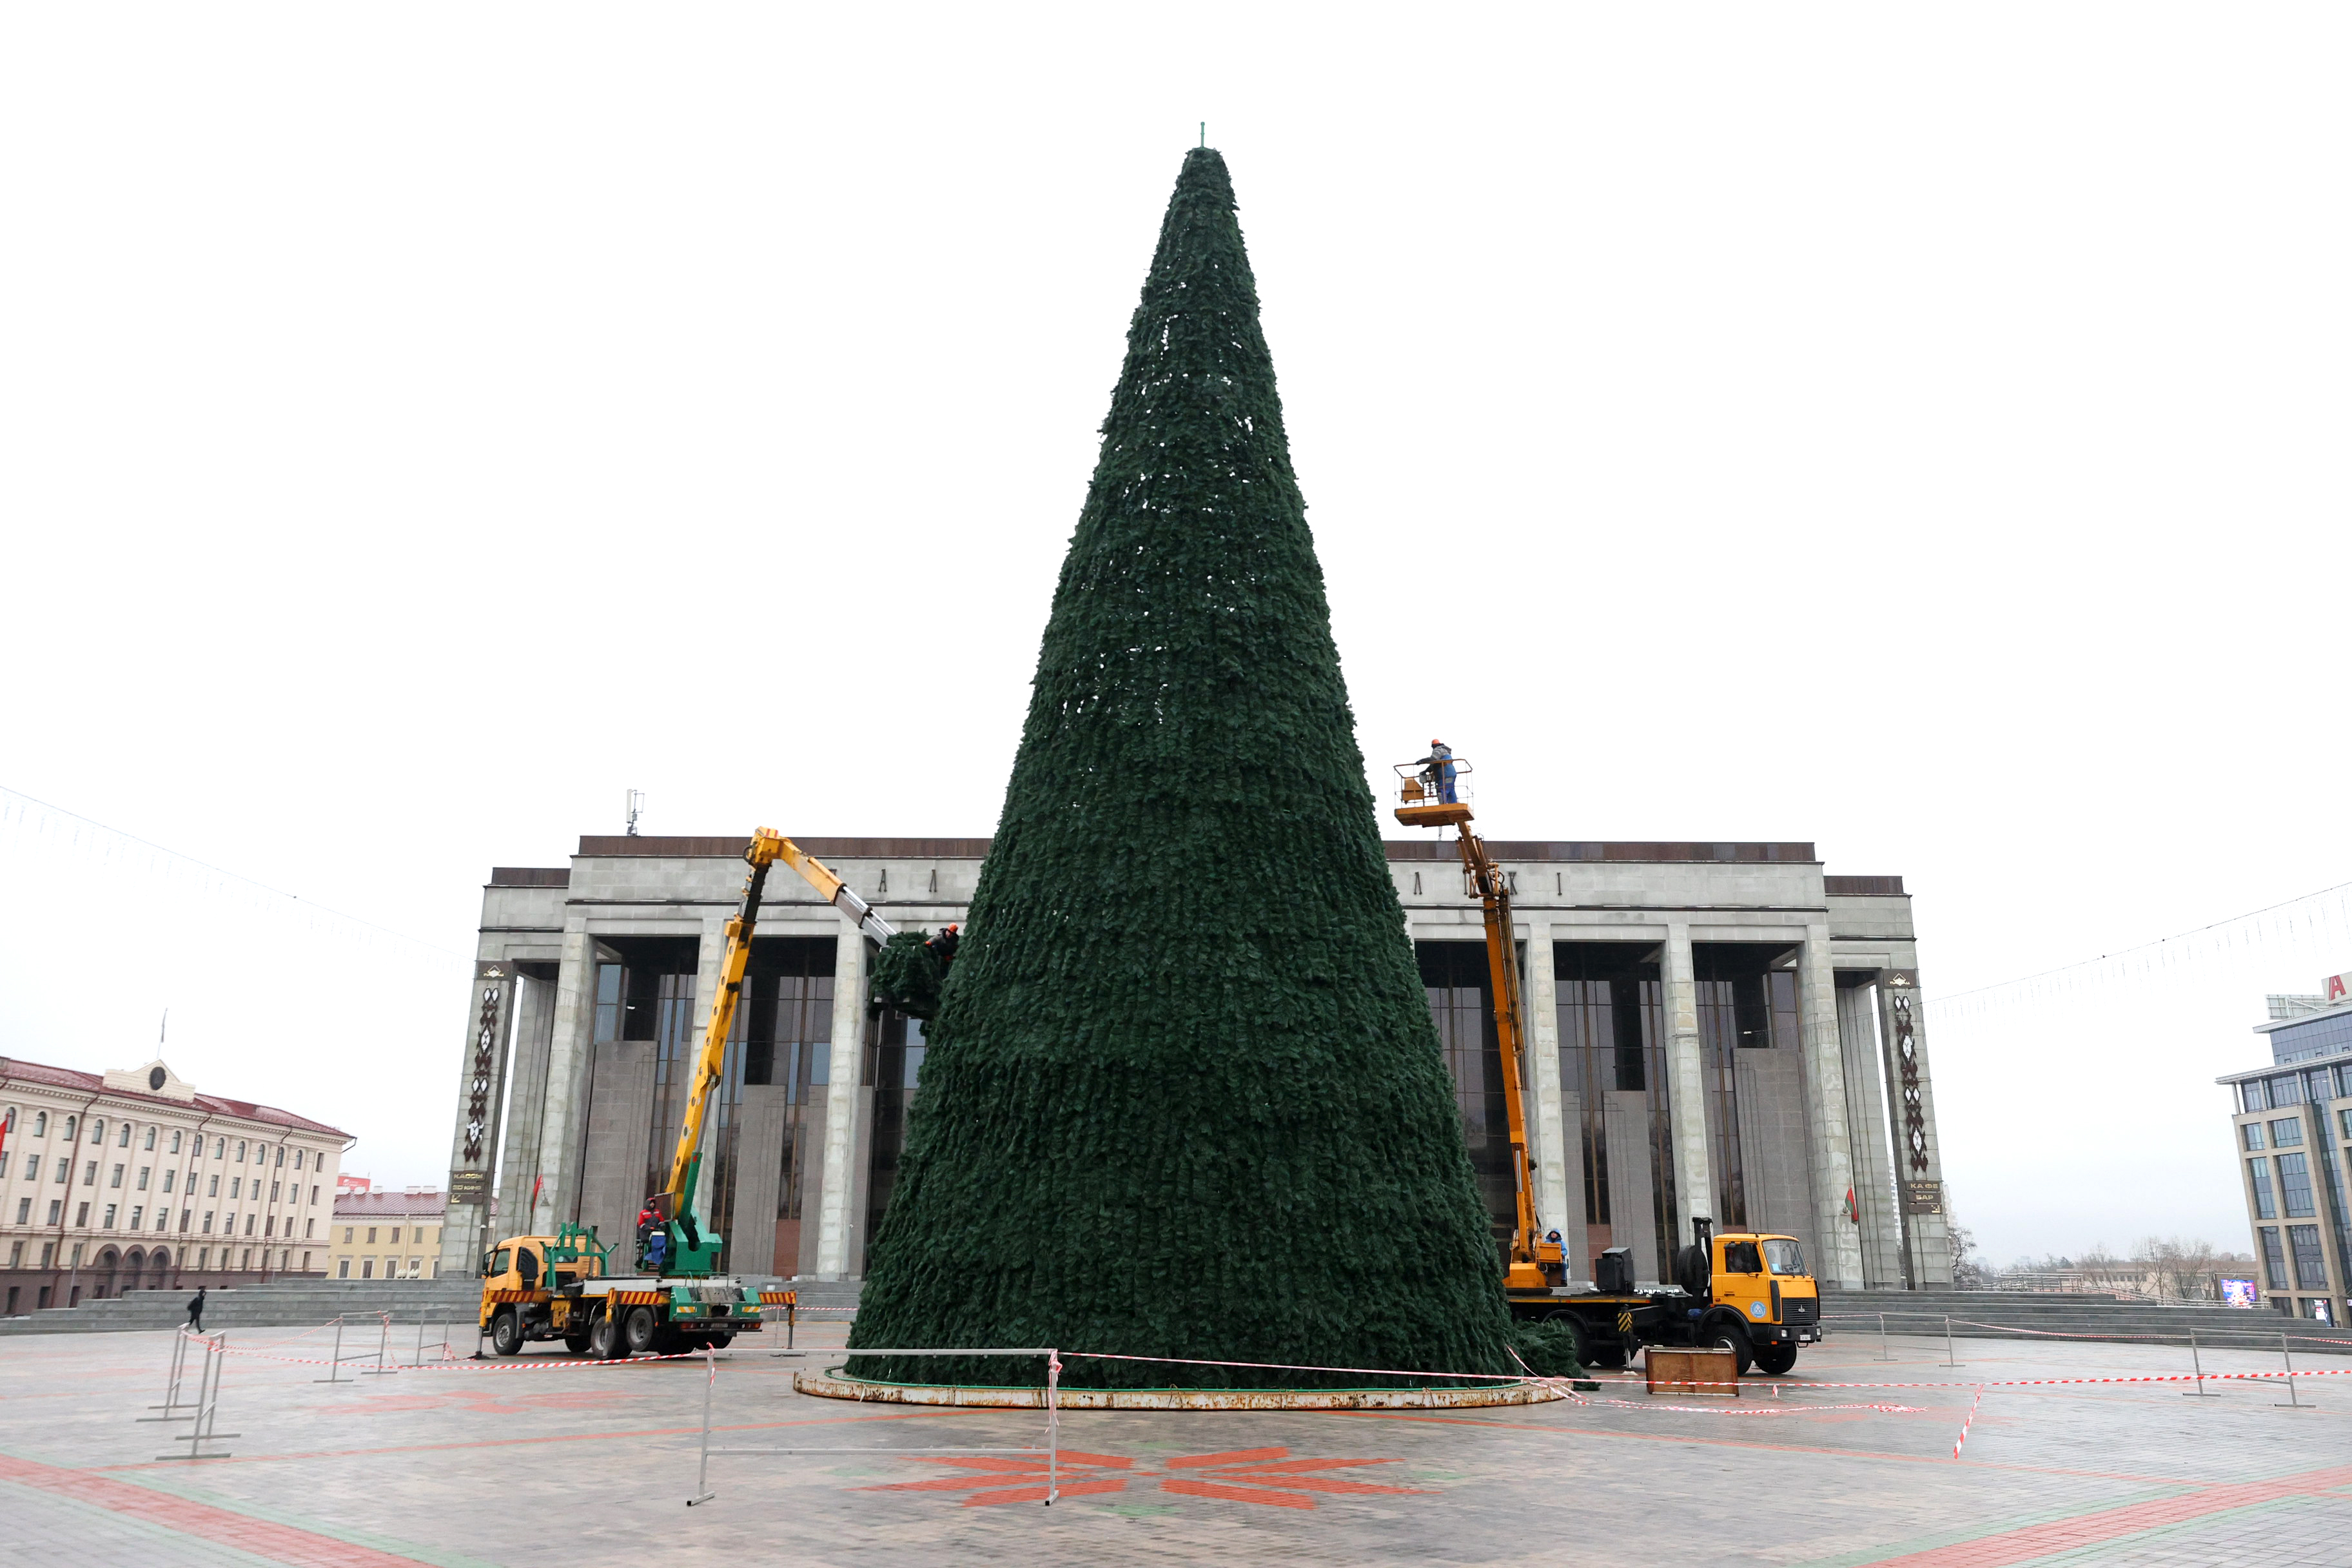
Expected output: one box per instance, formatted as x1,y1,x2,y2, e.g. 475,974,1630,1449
2215,971,2352,1326
1,1056,349,1316
437,834,1950,1291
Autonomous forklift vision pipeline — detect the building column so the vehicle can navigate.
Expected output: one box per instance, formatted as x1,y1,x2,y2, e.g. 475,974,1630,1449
1798,924,1865,1288
435,956,515,1273
527,922,598,1237
1835,979,1906,1288
493,970,558,1242
814,922,866,1280
1661,920,1712,1253
1878,971,1952,1286
1522,923,1573,1246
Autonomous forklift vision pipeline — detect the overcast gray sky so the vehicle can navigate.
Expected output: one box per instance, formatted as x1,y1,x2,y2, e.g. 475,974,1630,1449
3,6,2347,1264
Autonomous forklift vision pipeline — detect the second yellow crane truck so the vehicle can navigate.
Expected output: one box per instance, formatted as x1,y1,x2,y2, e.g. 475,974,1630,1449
1396,747,1822,1377
475,828,957,1357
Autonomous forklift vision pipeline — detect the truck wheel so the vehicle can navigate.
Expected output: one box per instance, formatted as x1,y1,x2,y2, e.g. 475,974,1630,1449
1706,1322,1754,1376
623,1306,658,1355
564,1331,593,1357
491,1309,523,1357
588,1314,622,1360
1752,1342,1798,1377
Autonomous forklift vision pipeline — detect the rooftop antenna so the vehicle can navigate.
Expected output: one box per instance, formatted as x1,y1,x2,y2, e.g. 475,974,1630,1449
625,789,644,837
159,1008,168,1044
1199,121,1206,148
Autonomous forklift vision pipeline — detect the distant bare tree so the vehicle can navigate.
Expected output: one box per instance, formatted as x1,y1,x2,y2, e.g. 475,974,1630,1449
2137,1236,2226,1302
1946,1205,1986,1289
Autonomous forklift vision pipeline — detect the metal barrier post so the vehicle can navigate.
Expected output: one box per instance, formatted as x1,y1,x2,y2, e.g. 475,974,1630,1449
364,1311,395,1376
1879,1312,1890,1362
158,1334,240,1460
1046,1350,1061,1504
138,1329,196,1422
687,1344,718,1507
1943,1315,1963,1368
415,1310,429,1366
313,1316,349,1384
788,1298,795,1351
2275,1331,2310,1408
2182,1326,2219,1397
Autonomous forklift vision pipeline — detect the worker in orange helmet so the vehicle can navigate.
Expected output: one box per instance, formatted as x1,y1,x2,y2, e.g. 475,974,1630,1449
1417,739,1458,804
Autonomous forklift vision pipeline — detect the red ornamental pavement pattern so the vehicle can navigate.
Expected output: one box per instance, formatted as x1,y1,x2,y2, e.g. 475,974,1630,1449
0,1452,434,1568
1861,1462,2352,1568
859,1445,1436,1509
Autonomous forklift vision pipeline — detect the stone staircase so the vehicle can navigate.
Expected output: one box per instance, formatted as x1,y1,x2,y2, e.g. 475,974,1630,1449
0,1274,865,1337
1821,1288,2351,1355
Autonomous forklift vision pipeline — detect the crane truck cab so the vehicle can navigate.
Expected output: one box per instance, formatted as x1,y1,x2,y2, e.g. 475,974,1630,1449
1515,1220,1823,1377
477,1223,774,1358
1681,1227,1819,1378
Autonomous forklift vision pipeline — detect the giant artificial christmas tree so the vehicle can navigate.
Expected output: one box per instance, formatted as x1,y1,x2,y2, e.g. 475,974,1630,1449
847,148,1514,1389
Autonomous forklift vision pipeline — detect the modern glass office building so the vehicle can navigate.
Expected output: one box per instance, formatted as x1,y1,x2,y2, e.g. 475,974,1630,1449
2218,972,2352,1324
437,834,1954,1292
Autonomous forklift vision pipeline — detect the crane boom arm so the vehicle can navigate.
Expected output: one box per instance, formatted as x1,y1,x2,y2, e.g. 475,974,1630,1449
659,830,900,1231
1455,827,1556,1275
774,838,899,945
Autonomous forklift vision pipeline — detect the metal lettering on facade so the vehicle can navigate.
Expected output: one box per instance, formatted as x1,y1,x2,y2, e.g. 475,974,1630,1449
1902,1179,1943,1214
1885,972,1929,1175
447,1170,490,1206
462,963,509,1163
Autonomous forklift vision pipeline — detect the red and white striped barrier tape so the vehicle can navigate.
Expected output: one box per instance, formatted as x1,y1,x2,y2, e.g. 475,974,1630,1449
189,1330,721,1374
1952,1383,1986,1459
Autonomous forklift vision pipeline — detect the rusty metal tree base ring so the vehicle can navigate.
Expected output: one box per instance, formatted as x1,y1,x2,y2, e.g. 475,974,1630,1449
792,1369,1563,1410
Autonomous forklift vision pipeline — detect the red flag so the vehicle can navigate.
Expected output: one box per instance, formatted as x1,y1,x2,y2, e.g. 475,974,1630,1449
1845,1186,1859,1224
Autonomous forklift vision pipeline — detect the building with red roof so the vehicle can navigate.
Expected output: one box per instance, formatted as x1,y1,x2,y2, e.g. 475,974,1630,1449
1,1055,351,1315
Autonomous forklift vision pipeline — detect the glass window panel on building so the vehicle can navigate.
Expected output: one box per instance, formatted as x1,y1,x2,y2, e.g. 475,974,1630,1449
2249,1157,2277,1219
2269,1117,2303,1146
2260,1226,2288,1289
2268,1010,2352,1064
710,938,834,1275
2242,1123,2266,1151
1554,942,1674,1280
2317,1139,2352,1286
2276,1152,2317,1218
2288,1224,2329,1289
1420,941,1516,1258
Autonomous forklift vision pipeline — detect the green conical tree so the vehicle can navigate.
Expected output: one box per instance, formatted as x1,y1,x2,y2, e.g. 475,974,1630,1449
848,148,1514,1389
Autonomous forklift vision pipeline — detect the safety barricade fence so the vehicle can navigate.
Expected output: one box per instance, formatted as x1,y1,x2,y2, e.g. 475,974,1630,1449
685,1346,1063,1509
1819,1309,2349,1395
136,1317,2352,1487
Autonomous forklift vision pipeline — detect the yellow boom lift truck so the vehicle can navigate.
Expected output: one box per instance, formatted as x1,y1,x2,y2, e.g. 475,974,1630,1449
1395,749,1821,1377
476,829,956,1358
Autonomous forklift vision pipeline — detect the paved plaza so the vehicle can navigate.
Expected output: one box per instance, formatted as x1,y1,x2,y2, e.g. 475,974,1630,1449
3,1317,2348,1566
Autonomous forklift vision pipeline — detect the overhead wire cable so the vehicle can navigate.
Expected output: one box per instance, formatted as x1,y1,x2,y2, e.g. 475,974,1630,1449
0,783,469,961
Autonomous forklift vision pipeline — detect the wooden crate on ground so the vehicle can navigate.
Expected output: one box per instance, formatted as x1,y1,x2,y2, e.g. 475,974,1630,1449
1645,1347,1740,1397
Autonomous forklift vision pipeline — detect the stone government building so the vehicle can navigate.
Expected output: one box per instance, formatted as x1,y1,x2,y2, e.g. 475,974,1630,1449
438,835,1953,1291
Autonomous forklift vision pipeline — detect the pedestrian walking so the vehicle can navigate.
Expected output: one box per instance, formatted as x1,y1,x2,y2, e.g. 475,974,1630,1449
186,1286,206,1333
